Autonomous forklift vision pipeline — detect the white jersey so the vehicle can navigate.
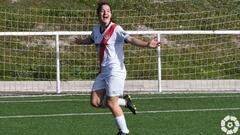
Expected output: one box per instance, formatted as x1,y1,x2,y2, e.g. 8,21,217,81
90,22,129,75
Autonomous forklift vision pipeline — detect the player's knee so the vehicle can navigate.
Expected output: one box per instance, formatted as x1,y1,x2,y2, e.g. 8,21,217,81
106,99,116,109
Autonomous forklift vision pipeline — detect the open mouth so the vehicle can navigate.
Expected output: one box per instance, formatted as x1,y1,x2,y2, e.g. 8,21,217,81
103,16,109,19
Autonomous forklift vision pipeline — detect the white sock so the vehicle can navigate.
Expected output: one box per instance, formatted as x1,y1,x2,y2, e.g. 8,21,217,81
118,98,126,107
115,115,129,134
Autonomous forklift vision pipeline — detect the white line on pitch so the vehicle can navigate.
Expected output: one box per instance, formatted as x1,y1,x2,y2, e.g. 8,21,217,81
0,99,89,103
0,107,240,119
137,108,240,114
0,94,240,103
133,95,240,100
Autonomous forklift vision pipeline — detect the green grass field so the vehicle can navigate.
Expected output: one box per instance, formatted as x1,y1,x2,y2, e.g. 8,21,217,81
0,93,240,135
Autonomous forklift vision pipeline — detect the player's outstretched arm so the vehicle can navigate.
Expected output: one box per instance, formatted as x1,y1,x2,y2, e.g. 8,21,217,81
73,36,93,45
127,36,160,48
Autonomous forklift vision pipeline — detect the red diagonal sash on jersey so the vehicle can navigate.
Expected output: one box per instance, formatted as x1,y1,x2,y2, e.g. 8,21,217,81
99,23,117,72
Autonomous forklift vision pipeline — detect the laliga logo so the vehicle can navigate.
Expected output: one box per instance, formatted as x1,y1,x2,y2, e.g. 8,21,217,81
221,115,240,135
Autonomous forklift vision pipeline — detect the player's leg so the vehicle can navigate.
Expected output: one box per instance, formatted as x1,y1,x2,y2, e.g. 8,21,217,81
92,70,136,113
91,90,137,113
107,96,129,134
91,74,107,108
90,89,106,108
106,75,130,134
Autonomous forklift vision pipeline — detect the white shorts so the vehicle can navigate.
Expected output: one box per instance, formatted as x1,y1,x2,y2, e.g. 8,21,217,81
92,73,126,97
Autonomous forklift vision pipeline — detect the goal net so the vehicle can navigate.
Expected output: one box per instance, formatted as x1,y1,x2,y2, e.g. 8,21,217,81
0,1,240,94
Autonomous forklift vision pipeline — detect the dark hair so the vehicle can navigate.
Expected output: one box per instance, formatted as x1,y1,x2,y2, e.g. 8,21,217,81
96,1,112,15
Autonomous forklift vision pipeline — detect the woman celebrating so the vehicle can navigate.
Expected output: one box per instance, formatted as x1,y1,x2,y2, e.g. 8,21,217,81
74,1,160,135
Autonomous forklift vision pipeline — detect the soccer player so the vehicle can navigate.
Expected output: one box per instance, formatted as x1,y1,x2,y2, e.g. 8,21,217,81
74,1,160,135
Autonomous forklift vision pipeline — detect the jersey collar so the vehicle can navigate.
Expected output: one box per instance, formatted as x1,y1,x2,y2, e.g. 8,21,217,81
100,22,112,34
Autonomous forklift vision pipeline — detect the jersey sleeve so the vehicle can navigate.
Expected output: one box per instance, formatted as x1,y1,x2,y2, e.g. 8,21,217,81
90,25,98,43
115,25,129,43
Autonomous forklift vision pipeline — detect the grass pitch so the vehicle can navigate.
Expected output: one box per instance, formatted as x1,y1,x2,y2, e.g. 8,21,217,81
0,93,240,135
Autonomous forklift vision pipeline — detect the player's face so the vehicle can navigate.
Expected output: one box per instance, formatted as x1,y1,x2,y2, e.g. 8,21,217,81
98,5,112,25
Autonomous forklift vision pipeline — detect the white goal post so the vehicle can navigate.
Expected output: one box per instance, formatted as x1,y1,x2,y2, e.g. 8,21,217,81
0,30,240,94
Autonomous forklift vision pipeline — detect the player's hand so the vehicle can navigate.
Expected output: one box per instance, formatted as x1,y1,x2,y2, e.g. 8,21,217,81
71,36,93,45
148,38,160,48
